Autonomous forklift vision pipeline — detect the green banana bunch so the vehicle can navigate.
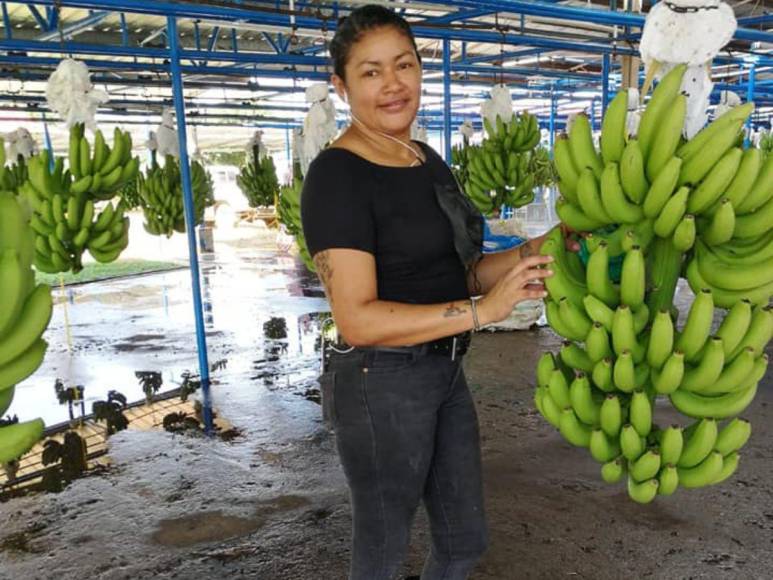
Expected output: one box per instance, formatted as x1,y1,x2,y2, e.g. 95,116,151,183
462,112,544,216
0,138,28,194
138,155,211,238
237,145,279,208
20,147,131,273
534,63,771,501
0,193,51,464
68,123,141,202
118,175,143,211
277,177,314,272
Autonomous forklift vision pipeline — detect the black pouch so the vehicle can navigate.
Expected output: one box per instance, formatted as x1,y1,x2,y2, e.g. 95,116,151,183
426,155,485,290
318,371,337,430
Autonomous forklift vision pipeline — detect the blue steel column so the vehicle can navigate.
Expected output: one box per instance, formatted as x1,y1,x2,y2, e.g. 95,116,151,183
167,15,214,435
442,38,452,162
746,62,756,146
601,53,610,115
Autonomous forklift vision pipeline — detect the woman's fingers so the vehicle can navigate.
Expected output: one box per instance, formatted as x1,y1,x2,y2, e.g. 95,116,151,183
508,255,553,280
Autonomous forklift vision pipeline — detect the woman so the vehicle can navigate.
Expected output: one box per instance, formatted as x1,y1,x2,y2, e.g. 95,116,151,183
301,6,558,579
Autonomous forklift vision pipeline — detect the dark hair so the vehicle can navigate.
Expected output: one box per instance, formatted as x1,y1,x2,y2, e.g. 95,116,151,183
329,4,421,80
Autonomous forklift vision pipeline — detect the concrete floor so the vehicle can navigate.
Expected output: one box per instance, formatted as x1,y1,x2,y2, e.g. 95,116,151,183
1,226,772,580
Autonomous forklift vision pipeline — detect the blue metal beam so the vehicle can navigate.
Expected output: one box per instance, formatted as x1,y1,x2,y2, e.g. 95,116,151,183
207,26,220,52
443,38,452,162
166,15,214,436
46,5,58,30
22,0,773,46
38,9,109,41
119,12,128,46
736,14,773,27
422,8,494,25
2,3,12,40
262,31,281,54
27,4,48,30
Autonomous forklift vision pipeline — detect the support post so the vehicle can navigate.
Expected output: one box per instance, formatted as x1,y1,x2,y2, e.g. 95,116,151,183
443,38,452,162
746,62,756,147
601,53,610,115
167,15,214,435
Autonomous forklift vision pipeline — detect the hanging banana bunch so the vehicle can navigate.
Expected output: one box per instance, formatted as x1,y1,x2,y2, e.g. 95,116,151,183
0,192,51,466
0,138,28,194
537,64,772,503
462,112,544,216
237,145,280,208
68,123,140,202
277,178,314,272
138,155,211,237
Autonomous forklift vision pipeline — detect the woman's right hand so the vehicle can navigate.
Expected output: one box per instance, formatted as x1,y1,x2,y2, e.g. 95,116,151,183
476,255,554,325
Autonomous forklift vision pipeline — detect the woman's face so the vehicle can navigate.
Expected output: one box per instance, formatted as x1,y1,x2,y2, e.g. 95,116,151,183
333,26,422,138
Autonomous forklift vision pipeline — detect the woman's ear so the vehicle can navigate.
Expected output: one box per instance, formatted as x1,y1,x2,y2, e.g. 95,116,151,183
331,74,347,104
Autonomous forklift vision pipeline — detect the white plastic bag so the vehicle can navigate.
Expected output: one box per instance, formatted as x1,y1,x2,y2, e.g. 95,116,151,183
481,216,544,331
4,128,37,163
458,119,475,140
155,107,179,159
480,84,513,128
45,58,108,130
300,82,337,176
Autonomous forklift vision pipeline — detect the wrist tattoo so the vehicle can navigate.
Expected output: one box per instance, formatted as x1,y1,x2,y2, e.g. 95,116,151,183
443,303,468,318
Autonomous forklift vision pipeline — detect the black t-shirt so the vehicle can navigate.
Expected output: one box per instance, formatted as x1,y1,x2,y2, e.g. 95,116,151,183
301,142,471,304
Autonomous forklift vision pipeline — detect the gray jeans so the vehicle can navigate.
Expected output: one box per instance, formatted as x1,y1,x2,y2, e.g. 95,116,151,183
321,345,488,580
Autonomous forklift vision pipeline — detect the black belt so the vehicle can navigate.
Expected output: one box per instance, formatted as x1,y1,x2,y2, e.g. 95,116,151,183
330,331,472,361
424,331,472,359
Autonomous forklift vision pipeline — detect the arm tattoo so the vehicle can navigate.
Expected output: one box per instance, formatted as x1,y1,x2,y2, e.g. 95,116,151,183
314,251,334,304
443,303,468,318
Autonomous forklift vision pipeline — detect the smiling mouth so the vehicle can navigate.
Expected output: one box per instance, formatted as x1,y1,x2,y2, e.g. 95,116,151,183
380,99,410,111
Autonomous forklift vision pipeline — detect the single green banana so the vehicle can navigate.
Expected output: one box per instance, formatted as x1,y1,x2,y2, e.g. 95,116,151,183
568,113,603,179
601,162,644,224
646,93,687,182
659,425,684,465
630,449,661,482
670,381,757,419
620,424,646,461
0,284,53,367
716,299,753,357
600,90,628,165
647,309,674,369
711,451,740,485
639,64,688,158
714,418,751,457
583,294,615,332
592,358,614,393
561,342,594,374
602,456,626,483
630,390,652,437
559,407,592,447
658,464,679,495
672,214,696,252
643,156,682,218
653,186,690,238
675,288,714,363
680,337,725,392
600,394,623,438
620,246,645,310
678,450,724,488
652,350,685,394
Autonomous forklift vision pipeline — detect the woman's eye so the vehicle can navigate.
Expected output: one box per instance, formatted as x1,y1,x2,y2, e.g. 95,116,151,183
363,70,378,77
398,62,414,69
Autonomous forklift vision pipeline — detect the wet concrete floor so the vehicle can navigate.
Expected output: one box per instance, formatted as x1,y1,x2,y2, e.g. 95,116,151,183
1,228,772,579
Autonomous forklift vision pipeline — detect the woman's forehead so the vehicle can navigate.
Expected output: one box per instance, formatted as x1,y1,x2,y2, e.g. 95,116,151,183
348,27,415,64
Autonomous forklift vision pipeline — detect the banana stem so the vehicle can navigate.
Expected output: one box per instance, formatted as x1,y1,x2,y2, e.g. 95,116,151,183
59,273,73,354
646,237,683,319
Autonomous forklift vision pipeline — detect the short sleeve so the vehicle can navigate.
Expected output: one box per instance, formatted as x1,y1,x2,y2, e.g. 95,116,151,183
301,150,376,258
